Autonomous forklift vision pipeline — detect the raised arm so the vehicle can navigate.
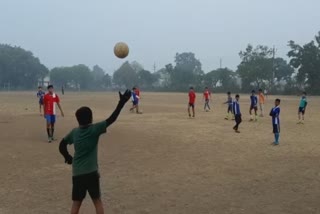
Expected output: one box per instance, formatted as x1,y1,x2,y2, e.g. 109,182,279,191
105,90,132,128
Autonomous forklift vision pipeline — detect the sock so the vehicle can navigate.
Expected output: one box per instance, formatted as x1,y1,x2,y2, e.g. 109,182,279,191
51,128,54,138
275,133,280,144
46,128,50,138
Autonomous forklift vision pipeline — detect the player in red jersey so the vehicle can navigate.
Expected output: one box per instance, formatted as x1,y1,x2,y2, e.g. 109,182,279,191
188,87,196,118
203,87,211,112
43,85,64,142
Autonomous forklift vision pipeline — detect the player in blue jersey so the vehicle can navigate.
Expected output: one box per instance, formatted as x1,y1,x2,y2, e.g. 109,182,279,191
270,99,281,145
224,91,233,120
130,87,142,114
297,92,308,124
249,90,258,121
37,86,45,115
233,94,242,133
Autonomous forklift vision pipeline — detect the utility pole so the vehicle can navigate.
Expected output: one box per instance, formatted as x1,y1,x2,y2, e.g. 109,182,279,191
219,58,222,69
271,46,276,90
153,62,156,73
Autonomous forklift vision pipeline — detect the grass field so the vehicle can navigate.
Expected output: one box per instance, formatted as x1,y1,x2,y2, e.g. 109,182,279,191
0,91,320,214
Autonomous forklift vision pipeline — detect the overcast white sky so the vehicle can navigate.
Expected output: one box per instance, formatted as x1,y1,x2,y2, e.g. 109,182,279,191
1,0,319,74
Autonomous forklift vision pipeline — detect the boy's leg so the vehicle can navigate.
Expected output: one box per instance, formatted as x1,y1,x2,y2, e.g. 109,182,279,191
192,106,195,117
88,172,104,214
50,115,56,140
92,199,104,214
71,201,82,214
45,115,52,142
188,105,191,117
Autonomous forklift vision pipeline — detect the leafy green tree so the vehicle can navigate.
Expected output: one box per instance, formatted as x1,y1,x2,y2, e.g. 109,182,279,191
205,68,238,92
273,58,294,82
136,69,157,89
0,44,48,89
237,44,273,91
113,61,138,88
130,61,144,72
168,52,203,91
92,65,106,89
102,73,112,88
288,32,320,94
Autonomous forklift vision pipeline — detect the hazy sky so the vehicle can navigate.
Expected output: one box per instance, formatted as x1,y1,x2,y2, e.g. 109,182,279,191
1,0,319,74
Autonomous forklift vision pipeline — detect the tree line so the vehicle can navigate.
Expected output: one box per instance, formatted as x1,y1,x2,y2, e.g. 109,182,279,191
0,31,319,94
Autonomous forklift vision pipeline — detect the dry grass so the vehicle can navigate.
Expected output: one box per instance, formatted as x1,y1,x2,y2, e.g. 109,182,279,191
0,92,320,214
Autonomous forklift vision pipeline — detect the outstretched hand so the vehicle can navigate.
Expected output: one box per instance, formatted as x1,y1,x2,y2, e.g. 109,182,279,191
119,89,132,104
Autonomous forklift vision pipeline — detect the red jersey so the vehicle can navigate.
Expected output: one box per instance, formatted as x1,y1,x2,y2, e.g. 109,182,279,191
189,91,196,104
43,93,60,115
203,90,211,100
135,89,140,98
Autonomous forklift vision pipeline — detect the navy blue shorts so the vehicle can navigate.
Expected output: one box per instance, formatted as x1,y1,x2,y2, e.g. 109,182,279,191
133,101,139,106
39,99,44,105
45,115,56,124
273,124,280,133
298,107,305,114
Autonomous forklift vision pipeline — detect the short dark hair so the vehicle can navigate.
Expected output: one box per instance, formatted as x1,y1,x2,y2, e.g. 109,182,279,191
251,90,255,93
38,86,42,89
132,87,136,90
227,91,231,95
190,87,194,90
275,98,281,103
303,92,307,95
236,94,240,98
47,85,53,89
75,107,93,126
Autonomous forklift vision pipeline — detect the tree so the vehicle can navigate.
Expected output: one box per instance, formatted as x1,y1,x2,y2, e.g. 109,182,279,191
92,65,106,89
288,32,320,94
50,64,93,90
102,73,112,88
137,69,157,89
130,61,144,72
273,58,294,82
113,61,138,88
205,68,238,92
168,52,203,91
237,44,274,91
0,44,48,89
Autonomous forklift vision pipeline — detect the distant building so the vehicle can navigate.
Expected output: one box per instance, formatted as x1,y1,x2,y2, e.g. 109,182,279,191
38,76,50,87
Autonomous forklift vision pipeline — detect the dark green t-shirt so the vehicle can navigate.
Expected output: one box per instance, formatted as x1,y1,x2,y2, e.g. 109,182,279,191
64,121,107,176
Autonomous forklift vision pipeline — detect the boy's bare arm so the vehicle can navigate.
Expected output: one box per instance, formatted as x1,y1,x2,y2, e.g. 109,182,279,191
57,103,64,117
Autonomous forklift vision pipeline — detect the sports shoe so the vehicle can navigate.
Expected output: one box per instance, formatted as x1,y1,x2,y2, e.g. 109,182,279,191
48,138,52,143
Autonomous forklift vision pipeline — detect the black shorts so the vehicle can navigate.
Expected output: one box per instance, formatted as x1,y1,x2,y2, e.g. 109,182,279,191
72,171,101,201
273,124,280,133
189,103,195,108
298,107,305,114
250,106,258,111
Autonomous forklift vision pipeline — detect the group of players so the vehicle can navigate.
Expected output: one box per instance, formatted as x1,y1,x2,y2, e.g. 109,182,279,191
35,85,308,214
188,87,308,146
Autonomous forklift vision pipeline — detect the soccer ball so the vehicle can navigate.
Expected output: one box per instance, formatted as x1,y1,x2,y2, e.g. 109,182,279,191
114,42,129,59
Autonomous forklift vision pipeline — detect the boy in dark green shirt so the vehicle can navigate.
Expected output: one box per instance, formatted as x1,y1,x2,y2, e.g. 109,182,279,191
59,90,131,214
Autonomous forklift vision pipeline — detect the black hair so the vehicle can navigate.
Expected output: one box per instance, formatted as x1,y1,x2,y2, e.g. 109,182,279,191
227,91,231,95
205,86,208,89
38,86,42,89
190,87,194,90
47,85,54,89
235,94,240,98
275,98,281,103
132,87,136,90
259,89,262,92
75,106,93,126
303,92,307,95
251,90,255,93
